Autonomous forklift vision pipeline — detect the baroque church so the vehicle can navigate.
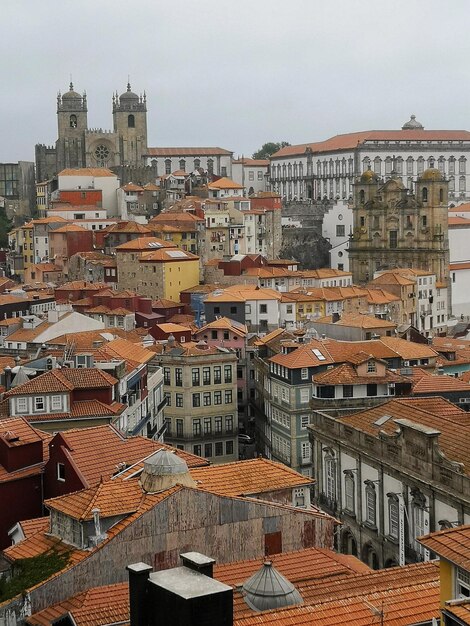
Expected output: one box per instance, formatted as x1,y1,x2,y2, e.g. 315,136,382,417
35,82,148,182
348,167,450,288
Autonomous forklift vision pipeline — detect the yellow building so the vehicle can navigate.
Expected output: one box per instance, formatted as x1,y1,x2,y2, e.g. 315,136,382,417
139,248,200,302
420,525,470,624
35,180,52,217
149,223,198,254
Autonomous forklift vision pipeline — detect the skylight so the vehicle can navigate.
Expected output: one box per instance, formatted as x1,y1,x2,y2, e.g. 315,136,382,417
312,348,326,361
166,250,188,258
373,414,392,426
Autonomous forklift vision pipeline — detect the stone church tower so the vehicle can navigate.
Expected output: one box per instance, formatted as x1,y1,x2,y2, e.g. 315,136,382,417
35,82,148,182
349,168,449,287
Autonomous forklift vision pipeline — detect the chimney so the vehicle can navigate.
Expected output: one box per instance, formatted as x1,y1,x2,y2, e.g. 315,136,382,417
180,552,215,578
127,562,153,626
4,366,12,391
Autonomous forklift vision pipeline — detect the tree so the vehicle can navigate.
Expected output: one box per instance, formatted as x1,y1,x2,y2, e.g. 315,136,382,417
252,141,290,160
0,208,12,248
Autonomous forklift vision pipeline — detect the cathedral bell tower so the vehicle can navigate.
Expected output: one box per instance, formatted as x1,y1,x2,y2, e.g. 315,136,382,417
112,82,148,167
56,82,88,170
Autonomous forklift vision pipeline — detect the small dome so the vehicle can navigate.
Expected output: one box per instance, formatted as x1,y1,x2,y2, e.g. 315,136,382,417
242,560,303,612
120,82,139,100
402,115,424,130
140,449,197,494
420,168,443,181
62,82,82,99
359,169,379,183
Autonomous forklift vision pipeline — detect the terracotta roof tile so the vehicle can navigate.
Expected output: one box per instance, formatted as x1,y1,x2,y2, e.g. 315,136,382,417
315,312,396,329
58,168,116,177
191,458,312,497
146,146,232,156
379,336,438,359
420,525,470,569
208,177,243,190
115,236,175,251
313,362,408,385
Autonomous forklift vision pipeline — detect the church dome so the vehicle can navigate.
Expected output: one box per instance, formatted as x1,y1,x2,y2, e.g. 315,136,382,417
359,169,379,183
402,115,424,130
420,168,443,181
62,82,82,99
242,560,303,612
139,449,197,493
120,82,139,100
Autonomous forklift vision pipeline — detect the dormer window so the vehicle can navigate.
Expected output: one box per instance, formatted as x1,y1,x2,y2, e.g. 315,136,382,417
34,396,45,411
367,360,376,373
16,397,27,414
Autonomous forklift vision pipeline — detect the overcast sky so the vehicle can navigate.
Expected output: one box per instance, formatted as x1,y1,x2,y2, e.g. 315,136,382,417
3,0,470,162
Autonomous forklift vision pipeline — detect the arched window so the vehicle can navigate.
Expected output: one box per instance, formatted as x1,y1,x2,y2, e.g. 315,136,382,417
69,114,77,128
449,177,455,192
288,163,292,178
359,189,365,204
329,159,334,175
422,187,428,202
439,188,444,203
324,455,336,502
342,158,346,175
406,157,414,175
373,157,381,175
460,157,467,174
411,488,427,557
299,162,303,177
363,158,371,172
128,114,135,128
417,156,425,174
428,156,435,169
194,158,201,169
293,163,298,177
387,493,400,539
317,162,321,176
449,157,456,174
344,470,355,514
438,156,445,174
396,157,403,174
460,176,466,192
282,164,287,179
179,159,186,172
385,157,392,175
165,159,171,174
364,480,377,527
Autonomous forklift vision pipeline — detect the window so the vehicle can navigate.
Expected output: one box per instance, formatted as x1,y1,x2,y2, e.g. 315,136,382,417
211,330,218,340
214,390,222,405
366,384,377,397
344,471,355,514
224,390,233,404
203,417,211,435
389,230,398,249
203,392,211,406
221,166,227,177
163,367,170,385
203,367,211,385
301,367,308,380
225,415,233,433
300,388,310,404
193,444,202,457
367,360,376,373
225,440,234,455
301,441,311,462
128,114,135,128
388,494,399,539
214,366,222,384
34,396,45,411
51,395,62,410
224,365,232,383
259,304,267,314
457,568,470,598
204,443,212,458
336,225,345,237
301,415,309,429
164,417,172,436
16,397,27,413
192,393,200,407
175,368,183,386
193,419,201,436
70,114,77,128
165,159,171,174
325,456,336,501
215,416,222,433
175,393,183,408
57,463,66,481
365,481,377,527
422,187,428,202
192,368,200,385
249,171,254,181
343,385,353,398
176,419,183,437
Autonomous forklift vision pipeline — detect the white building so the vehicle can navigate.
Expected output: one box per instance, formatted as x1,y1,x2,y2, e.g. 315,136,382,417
269,116,470,202
56,167,120,215
232,158,269,195
144,147,233,178
322,200,352,272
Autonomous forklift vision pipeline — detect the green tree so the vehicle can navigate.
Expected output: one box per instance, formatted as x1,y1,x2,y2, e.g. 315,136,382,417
252,141,290,160
0,207,12,248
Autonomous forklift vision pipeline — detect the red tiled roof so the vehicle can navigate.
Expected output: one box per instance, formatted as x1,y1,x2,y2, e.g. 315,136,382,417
146,147,232,156
420,525,470,570
5,368,117,396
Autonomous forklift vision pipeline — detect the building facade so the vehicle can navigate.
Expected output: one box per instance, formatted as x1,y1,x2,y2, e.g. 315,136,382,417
269,117,470,203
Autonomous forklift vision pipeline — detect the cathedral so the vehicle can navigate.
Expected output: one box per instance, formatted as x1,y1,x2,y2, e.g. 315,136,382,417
35,82,148,182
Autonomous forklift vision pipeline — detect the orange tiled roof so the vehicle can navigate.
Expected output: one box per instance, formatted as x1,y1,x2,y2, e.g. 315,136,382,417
315,312,396,329
139,248,199,262
191,458,312,497
444,602,470,624
99,337,155,365
146,146,232,156
196,317,248,337
313,362,408,385
103,221,152,234
270,340,335,369
338,397,470,474
412,373,470,394
58,168,116,177
19,517,50,539
379,336,438,359
208,177,244,190
26,582,129,626
51,224,88,233
419,525,470,570
271,129,470,157
5,368,117,397
115,236,175,251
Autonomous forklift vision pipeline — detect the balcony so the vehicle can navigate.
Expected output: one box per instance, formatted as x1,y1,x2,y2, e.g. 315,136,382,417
317,492,338,515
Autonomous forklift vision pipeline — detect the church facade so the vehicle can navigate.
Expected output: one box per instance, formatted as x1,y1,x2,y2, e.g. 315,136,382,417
35,82,148,182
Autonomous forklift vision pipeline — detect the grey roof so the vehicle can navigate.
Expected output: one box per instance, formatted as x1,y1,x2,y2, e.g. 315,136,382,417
143,449,189,476
242,560,303,612
149,566,231,599
10,367,31,389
